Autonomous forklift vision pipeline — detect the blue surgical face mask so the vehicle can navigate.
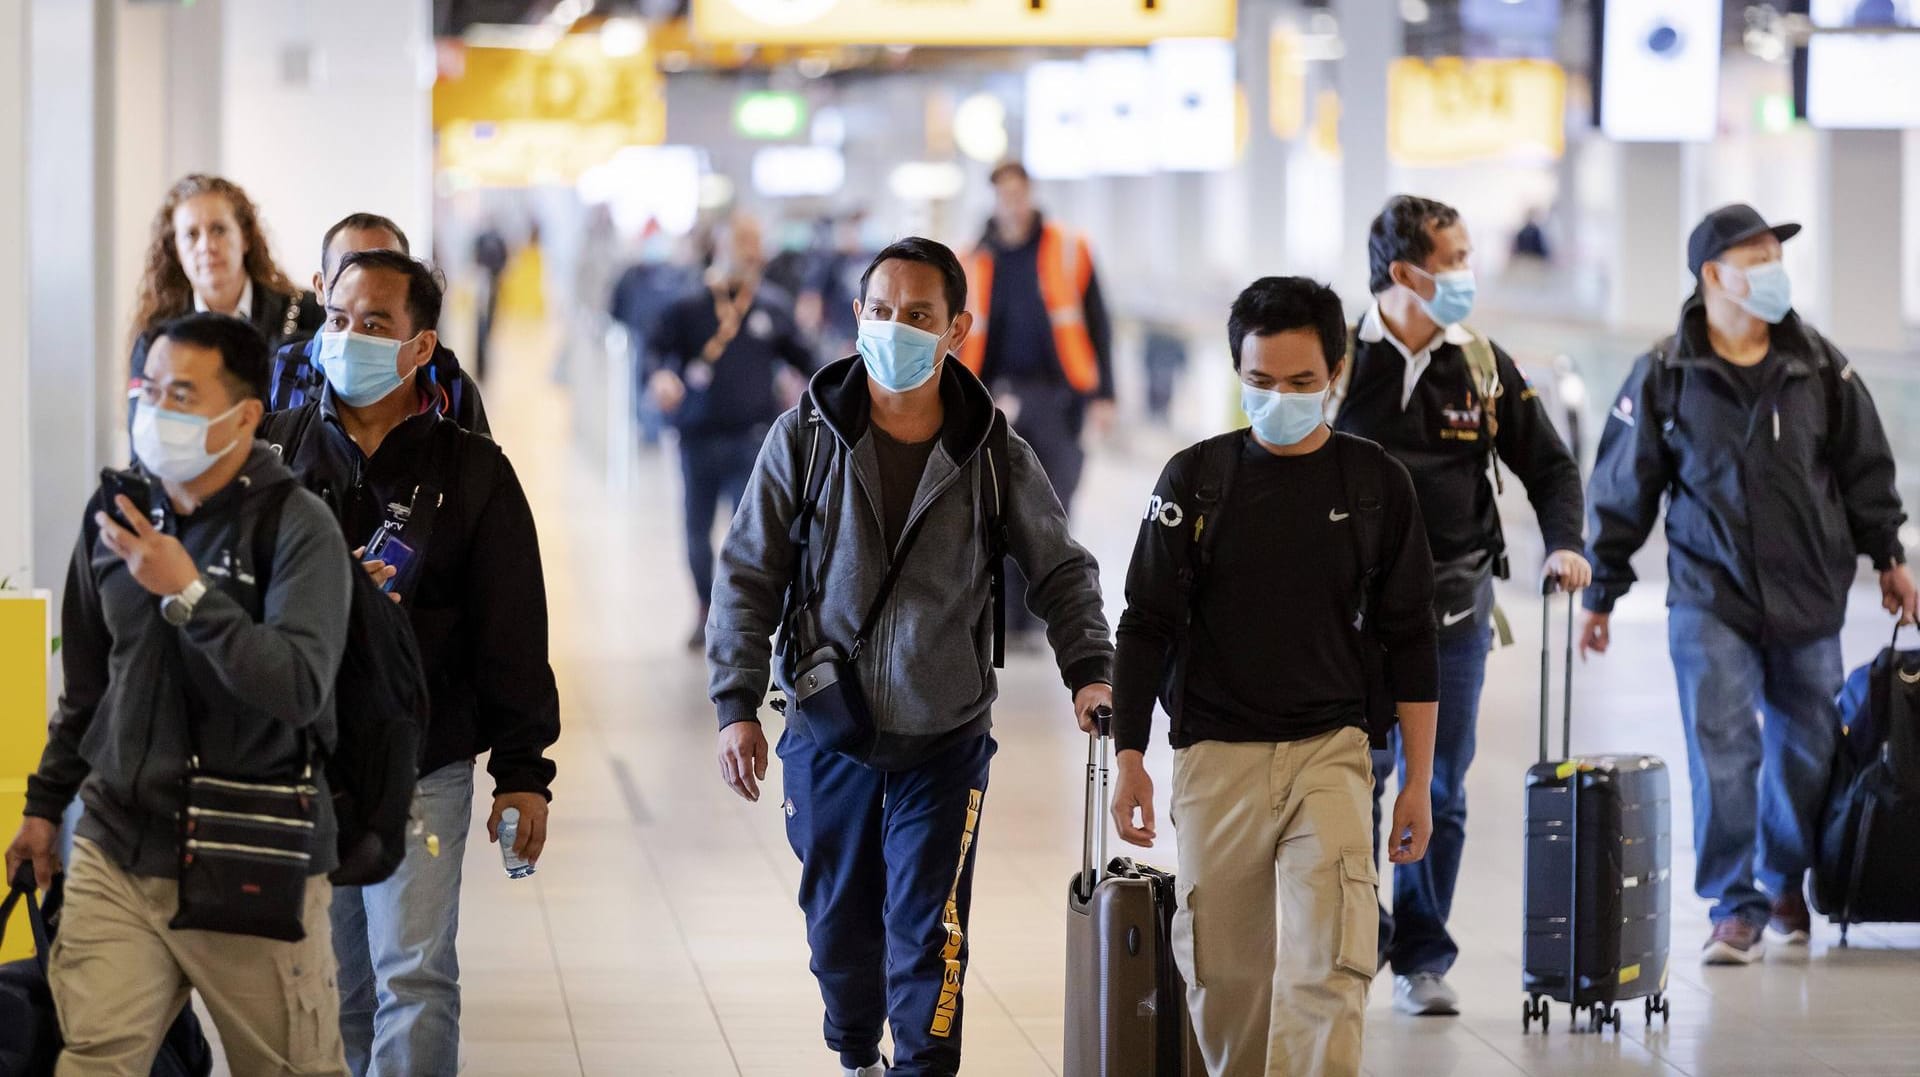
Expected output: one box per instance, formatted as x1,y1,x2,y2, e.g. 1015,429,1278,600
132,399,245,484
1411,266,1477,327
857,319,945,394
316,330,418,407
1728,260,1792,324
1241,383,1328,447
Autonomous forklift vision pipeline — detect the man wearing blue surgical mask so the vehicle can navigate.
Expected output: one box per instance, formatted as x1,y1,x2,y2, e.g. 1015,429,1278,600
1584,203,1914,965
262,250,561,1077
1332,195,1587,1017
1111,276,1439,1075
707,237,1113,1077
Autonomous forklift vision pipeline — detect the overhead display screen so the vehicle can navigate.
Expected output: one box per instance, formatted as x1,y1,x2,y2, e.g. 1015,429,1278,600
1596,0,1722,142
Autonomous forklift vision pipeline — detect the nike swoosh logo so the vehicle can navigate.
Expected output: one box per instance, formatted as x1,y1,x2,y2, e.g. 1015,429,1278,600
1329,510,1350,522
1441,608,1474,627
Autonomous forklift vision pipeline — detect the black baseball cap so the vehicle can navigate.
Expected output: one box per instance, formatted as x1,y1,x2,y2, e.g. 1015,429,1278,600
1688,203,1801,278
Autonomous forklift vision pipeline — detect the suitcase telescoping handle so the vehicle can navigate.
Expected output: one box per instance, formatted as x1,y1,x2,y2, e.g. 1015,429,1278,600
1538,575,1575,764
1079,706,1114,899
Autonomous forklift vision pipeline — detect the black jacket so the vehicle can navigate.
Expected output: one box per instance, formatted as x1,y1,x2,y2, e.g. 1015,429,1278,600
130,285,325,380
264,389,560,799
268,336,491,438
1333,320,1585,571
1585,296,1906,644
654,283,815,437
25,448,351,878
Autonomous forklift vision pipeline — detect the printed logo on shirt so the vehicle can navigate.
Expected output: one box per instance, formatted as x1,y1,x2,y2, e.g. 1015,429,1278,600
1611,395,1637,427
1143,495,1184,528
747,310,775,340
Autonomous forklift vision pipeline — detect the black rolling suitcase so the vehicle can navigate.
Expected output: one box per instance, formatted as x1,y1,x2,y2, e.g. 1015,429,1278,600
1520,586,1674,1034
1063,714,1205,1077
1810,624,1920,941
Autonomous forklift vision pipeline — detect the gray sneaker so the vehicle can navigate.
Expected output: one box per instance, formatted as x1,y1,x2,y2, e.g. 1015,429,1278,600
1393,972,1460,1016
843,1058,887,1077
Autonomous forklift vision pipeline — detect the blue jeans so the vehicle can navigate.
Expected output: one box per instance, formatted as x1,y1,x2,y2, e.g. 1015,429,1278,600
779,727,996,1077
1374,575,1492,976
1668,605,1842,925
679,426,765,605
331,760,476,1077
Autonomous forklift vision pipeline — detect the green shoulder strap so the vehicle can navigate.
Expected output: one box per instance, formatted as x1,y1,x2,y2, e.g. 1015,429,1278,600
1457,325,1505,494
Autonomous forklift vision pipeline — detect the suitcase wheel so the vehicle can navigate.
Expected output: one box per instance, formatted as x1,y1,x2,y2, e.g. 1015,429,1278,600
1522,995,1550,1033
1644,994,1670,1027
1588,1005,1621,1034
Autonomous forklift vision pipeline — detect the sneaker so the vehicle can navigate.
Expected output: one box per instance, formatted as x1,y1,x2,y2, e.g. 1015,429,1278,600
1769,886,1812,945
1392,972,1460,1016
843,1058,887,1077
1702,918,1767,965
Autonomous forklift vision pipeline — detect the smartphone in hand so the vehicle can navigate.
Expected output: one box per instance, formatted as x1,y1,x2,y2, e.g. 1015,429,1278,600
98,468,154,531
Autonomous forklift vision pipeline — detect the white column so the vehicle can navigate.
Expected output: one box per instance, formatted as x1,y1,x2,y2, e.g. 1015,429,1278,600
1608,142,1688,334
0,0,30,584
1238,0,1288,278
27,0,115,592
1816,130,1905,352
1332,0,1397,305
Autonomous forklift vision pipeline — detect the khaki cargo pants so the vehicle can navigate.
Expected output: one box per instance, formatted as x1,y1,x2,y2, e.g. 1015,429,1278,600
1170,727,1379,1077
48,838,348,1077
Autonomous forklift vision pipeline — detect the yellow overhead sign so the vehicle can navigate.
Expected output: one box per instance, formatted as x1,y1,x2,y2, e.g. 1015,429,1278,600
692,0,1236,47
1387,58,1565,166
433,37,665,142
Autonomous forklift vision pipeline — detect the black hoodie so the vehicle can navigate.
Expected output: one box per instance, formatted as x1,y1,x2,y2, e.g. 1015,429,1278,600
26,446,352,878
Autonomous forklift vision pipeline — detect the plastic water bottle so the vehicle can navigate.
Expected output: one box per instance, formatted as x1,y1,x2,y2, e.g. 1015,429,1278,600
498,807,535,879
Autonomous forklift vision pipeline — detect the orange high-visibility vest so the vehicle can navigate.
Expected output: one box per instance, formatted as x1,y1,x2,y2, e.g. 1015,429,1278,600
961,222,1101,394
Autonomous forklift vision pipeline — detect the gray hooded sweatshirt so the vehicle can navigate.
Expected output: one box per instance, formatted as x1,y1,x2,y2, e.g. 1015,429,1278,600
25,445,351,878
707,357,1113,770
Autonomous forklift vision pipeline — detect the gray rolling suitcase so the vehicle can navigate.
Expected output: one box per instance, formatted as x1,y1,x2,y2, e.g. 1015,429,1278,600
1521,585,1674,1034
1063,713,1205,1077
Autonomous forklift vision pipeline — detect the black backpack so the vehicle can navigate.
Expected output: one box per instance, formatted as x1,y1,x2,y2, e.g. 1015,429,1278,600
249,482,430,888
1166,430,1398,746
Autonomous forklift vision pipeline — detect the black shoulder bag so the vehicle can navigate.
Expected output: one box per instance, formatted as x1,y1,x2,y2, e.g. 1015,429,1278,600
169,485,318,943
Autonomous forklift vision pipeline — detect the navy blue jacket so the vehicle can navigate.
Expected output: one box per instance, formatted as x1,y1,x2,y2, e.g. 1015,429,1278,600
269,336,491,438
1585,296,1906,644
654,282,815,437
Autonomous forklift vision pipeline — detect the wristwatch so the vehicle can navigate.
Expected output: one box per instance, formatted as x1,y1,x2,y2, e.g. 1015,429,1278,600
159,578,208,627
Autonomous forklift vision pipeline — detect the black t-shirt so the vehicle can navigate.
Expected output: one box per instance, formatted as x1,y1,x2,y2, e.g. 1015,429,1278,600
1719,352,1775,409
871,424,939,551
1182,437,1371,745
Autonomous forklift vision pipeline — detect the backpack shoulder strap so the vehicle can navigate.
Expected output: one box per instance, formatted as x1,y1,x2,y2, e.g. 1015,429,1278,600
984,409,1011,668
264,400,323,468
1186,431,1246,591
1333,434,1388,615
779,398,832,671
247,481,298,604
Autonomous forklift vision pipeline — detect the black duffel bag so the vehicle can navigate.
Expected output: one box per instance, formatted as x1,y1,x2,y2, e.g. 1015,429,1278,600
0,862,214,1077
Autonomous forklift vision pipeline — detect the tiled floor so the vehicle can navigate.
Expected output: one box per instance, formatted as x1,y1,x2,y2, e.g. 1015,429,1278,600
215,325,1920,1075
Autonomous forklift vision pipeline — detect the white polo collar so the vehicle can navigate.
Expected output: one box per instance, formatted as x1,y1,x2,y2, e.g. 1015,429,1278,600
1358,302,1473,410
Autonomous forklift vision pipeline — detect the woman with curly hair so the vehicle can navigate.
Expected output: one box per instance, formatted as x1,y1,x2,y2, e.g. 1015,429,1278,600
127,174,323,388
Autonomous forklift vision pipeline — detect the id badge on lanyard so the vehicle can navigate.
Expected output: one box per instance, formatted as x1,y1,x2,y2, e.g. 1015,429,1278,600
365,484,438,596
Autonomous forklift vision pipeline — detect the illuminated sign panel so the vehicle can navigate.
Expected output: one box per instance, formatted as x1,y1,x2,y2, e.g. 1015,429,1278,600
1387,57,1565,166
692,0,1236,47
1597,0,1720,142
